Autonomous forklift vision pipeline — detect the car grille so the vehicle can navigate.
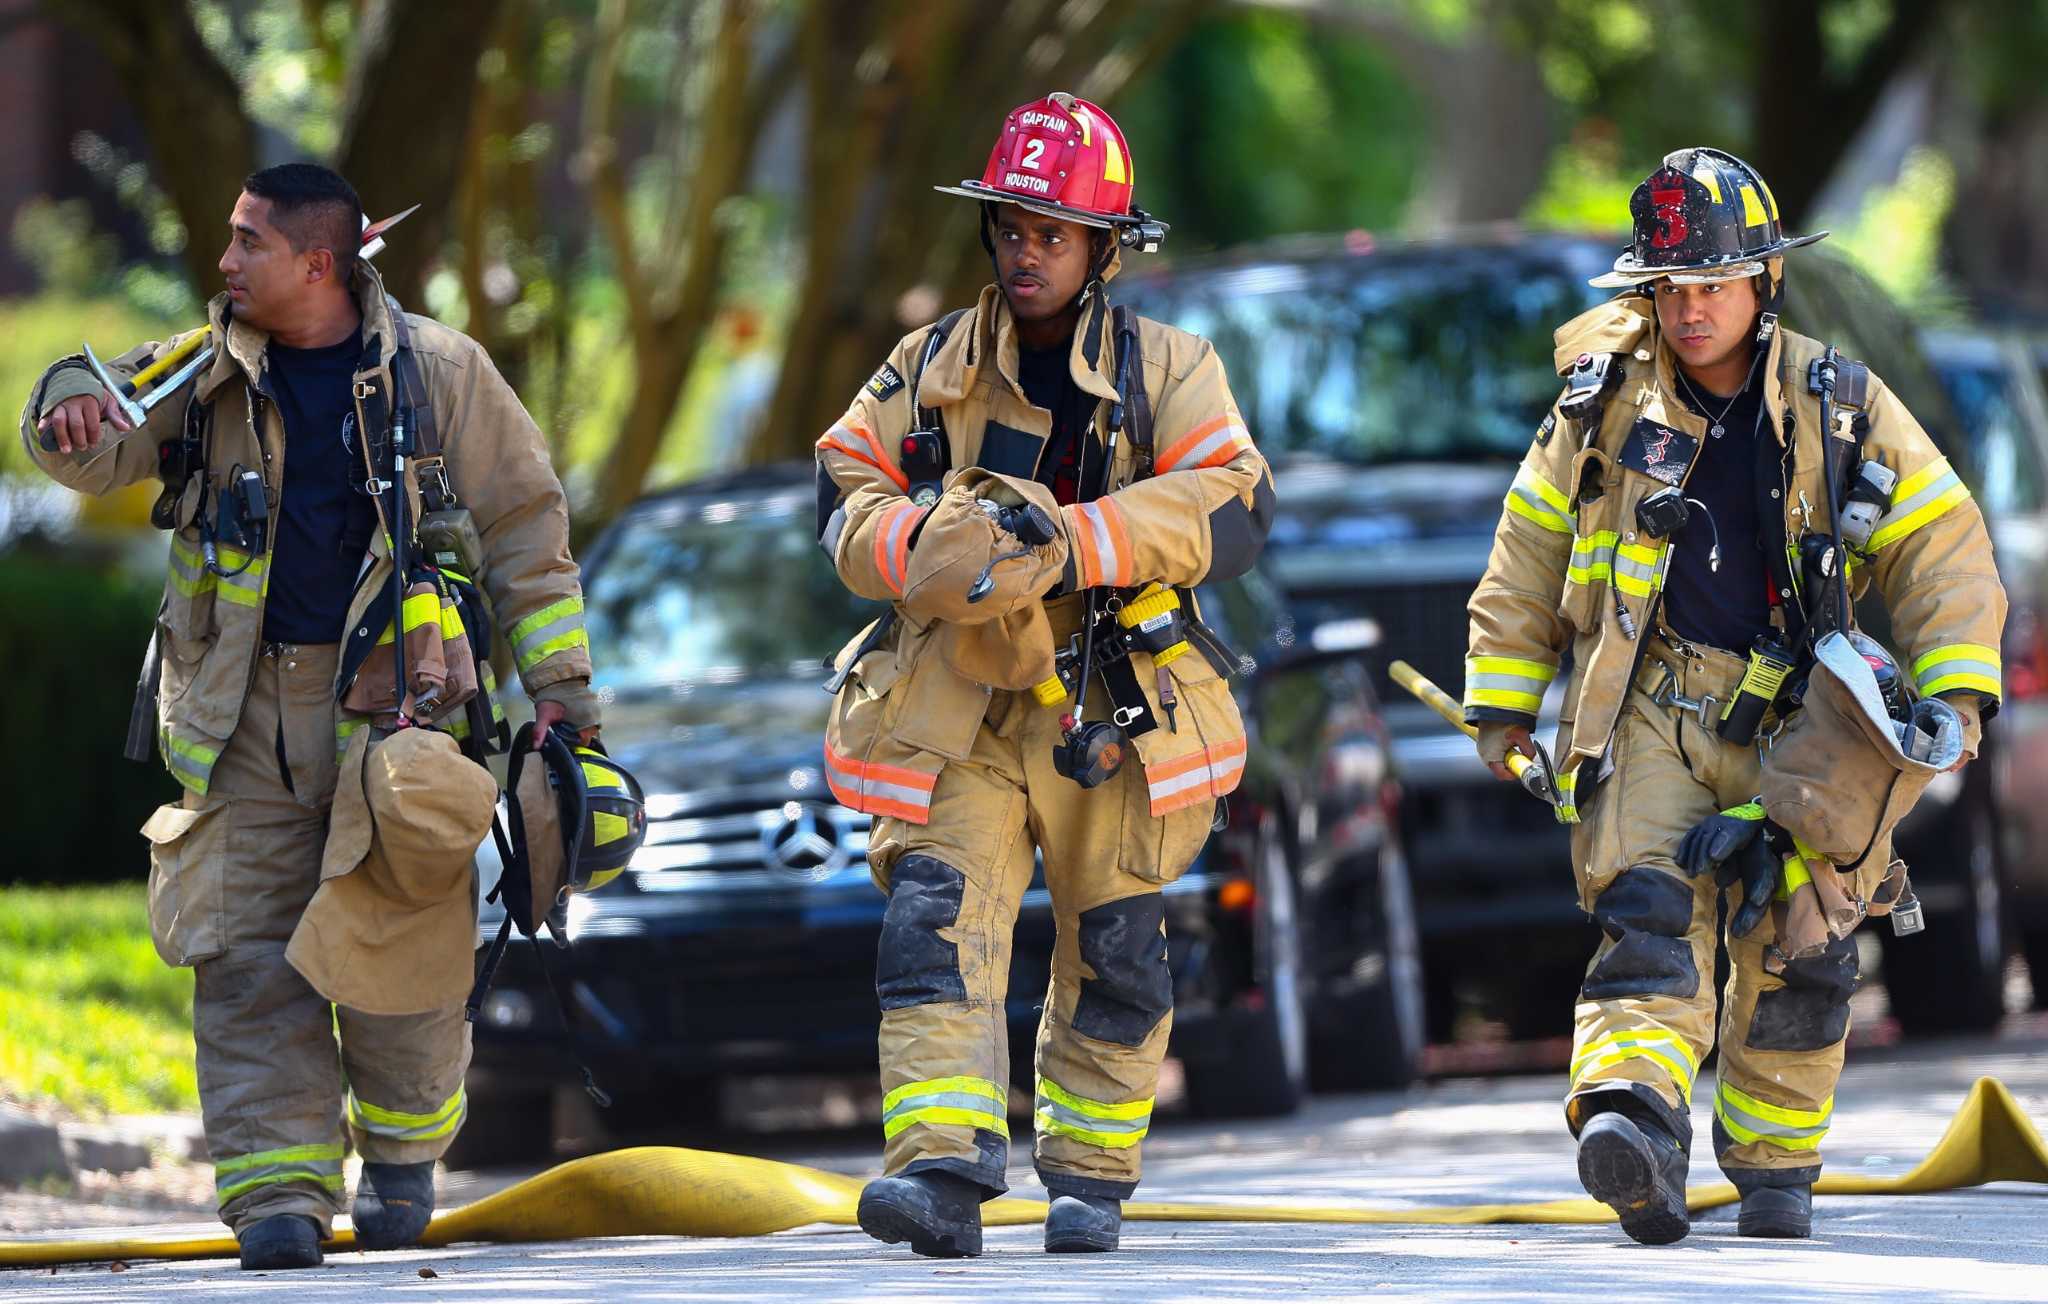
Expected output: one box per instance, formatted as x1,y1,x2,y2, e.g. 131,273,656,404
1323,580,1475,703
630,790,872,890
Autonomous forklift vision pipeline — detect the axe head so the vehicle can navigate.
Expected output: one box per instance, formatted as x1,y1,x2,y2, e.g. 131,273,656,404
359,203,421,262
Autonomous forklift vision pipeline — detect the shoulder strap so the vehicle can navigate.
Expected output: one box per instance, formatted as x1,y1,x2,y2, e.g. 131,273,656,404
385,298,452,512
1111,305,1153,478
903,307,970,499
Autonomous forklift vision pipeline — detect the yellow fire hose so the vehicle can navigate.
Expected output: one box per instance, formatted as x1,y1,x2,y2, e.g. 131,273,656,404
2,1077,2043,1266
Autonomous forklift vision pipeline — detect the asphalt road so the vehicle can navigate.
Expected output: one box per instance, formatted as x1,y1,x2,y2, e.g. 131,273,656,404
9,1032,2046,1303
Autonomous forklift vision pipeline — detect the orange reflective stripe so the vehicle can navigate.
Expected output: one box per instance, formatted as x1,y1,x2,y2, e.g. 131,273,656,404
1156,414,1249,474
869,500,926,596
1070,499,1132,589
1145,736,1247,815
819,423,910,493
823,740,937,824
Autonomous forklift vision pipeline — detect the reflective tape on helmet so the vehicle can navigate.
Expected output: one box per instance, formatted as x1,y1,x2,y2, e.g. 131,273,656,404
881,1075,1009,1141
213,1142,345,1205
1505,464,1575,534
1571,1027,1700,1104
1144,736,1247,816
350,1085,467,1143
1911,642,2001,700
1866,457,1972,553
1034,1075,1153,1150
509,595,589,675
1069,497,1133,590
1464,655,1557,716
1716,1080,1831,1151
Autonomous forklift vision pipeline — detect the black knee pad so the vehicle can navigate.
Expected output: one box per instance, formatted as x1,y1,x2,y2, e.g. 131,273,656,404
1583,867,1700,1000
1747,936,1858,1051
876,854,968,1010
1071,893,1173,1046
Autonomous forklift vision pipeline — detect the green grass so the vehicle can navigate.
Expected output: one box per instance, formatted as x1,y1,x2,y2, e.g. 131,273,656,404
0,884,197,1117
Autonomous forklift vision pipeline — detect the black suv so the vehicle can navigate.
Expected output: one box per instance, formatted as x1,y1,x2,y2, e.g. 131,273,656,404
1117,232,2004,1038
456,464,1420,1163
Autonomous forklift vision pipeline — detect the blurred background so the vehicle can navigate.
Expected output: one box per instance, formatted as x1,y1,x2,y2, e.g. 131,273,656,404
4,0,2047,1198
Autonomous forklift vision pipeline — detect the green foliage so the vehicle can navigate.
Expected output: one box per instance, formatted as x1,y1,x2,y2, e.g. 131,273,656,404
0,549,171,885
0,885,197,1117
1119,11,1426,250
1829,147,1967,322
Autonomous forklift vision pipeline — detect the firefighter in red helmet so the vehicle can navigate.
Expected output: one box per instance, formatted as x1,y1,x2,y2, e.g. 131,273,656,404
815,92,1275,1257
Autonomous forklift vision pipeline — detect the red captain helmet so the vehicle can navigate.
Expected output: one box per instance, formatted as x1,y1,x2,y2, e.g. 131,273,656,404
935,92,1166,252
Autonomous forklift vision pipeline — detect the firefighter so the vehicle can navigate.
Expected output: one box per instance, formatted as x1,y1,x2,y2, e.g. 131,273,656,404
23,163,598,1270
1465,147,2005,1244
816,93,1275,1257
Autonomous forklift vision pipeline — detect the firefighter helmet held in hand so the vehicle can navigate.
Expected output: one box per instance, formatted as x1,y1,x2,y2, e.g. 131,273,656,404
500,721,647,936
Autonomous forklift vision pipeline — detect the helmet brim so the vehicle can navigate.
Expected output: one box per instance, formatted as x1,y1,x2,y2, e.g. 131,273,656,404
1590,231,1828,287
934,182,1118,230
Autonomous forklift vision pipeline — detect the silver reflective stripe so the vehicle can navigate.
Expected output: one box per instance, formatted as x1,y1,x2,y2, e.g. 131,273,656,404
1034,1094,1149,1138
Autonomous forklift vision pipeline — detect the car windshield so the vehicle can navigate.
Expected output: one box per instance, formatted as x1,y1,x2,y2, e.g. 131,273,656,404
584,489,880,694
1125,244,1609,467
1931,349,2046,516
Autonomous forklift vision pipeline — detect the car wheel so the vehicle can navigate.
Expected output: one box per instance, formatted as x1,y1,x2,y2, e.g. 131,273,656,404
1881,791,2008,1034
439,1084,555,1171
1311,844,1426,1089
1183,822,1308,1119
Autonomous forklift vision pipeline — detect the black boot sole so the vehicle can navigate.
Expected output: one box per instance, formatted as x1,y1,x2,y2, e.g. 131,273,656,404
1578,1122,1690,1246
1737,1189,1812,1239
1737,1213,1811,1238
857,1189,982,1258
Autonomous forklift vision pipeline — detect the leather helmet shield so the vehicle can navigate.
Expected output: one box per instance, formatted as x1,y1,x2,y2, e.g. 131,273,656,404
1592,147,1827,287
512,736,571,931
289,727,497,1015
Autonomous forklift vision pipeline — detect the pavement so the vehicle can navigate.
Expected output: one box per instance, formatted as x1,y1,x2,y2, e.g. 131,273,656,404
6,1032,2046,1302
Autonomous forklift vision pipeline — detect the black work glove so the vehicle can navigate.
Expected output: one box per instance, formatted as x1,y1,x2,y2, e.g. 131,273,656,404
1675,801,1777,938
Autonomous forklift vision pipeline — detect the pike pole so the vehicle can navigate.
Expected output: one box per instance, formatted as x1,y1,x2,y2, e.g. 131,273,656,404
1389,659,1556,805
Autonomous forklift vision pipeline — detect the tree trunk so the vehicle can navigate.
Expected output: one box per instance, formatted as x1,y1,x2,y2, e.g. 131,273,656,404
337,0,509,306
43,0,257,297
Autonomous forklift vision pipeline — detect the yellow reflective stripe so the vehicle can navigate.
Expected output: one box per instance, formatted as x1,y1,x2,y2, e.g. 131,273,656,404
1716,1081,1831,1150
1506,466,1575,533
1868,457,1972,552
1911,643,2001,699
1777,852,1814,900
883,1106,1009,1140
592,811,629,845
1464,655,1557,715
1034,1075,1153,1122
1553,767,1579,824
882,1075,1005,1114
1034,1110,1148,1149
350,1086,467,1141
1572,1028,1699,1101
214,1142,346,1203
509,596,584,644
519,628,590,672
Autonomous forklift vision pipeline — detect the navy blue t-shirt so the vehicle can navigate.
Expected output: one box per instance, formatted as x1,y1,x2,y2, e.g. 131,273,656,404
261,328,379,643
1017,341,1095,505
1661,377,1773,652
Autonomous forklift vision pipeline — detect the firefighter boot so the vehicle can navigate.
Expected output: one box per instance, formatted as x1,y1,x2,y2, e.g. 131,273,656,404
1733,1175,1812,1238
1577,1110,1691,1245
1044,1192,1122,1253
857,1171,984,1258
238,1214,323,1270
353,1161,437,1249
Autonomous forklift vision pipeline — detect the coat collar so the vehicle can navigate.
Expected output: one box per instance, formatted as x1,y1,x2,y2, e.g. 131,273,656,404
196,262,400,402
1645,305,1792,447
917,281,1125,410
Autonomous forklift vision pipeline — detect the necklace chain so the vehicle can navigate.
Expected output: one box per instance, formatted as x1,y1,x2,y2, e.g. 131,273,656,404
1677,369,1742,437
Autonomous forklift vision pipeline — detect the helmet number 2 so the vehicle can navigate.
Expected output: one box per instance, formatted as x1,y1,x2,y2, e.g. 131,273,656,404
1650,184,1689,249
1021,138,1046,170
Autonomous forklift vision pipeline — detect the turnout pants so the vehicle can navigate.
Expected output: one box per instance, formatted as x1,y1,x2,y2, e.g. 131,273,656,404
149,643,471,1236
1565,637,1854,1188
866,685,1214,1201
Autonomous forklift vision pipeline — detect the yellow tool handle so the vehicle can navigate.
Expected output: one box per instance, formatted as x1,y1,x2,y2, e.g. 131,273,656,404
1389,659,1534,780
127,325,213,393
